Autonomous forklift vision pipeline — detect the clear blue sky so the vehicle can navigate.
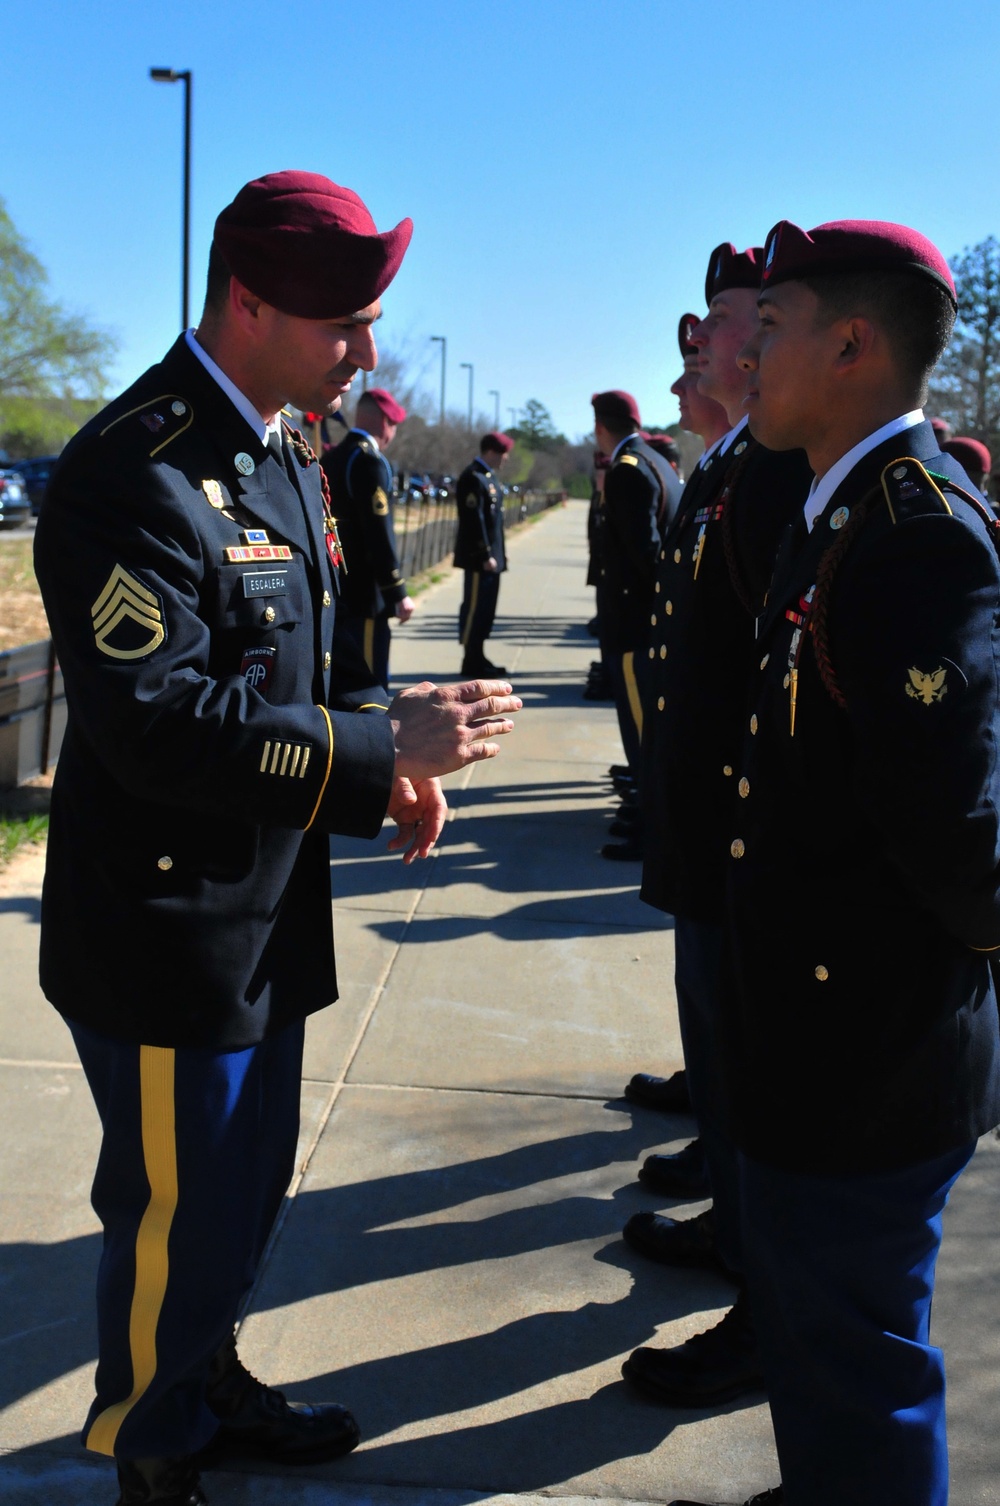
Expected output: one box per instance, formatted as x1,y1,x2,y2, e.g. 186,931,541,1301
5,0,999,438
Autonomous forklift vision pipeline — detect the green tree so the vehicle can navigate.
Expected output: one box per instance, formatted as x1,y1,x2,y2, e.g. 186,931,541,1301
0,198,116,457
928,236,1000,458
511,398,566,450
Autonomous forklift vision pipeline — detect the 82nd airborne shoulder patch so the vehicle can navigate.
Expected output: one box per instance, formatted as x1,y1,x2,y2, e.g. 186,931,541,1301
91,564,166,661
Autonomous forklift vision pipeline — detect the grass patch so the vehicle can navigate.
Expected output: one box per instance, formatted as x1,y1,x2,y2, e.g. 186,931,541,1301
0,813,48,868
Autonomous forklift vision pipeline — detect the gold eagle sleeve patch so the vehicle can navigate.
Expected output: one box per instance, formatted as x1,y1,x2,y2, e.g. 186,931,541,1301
91,564,166,661
905,665,948,704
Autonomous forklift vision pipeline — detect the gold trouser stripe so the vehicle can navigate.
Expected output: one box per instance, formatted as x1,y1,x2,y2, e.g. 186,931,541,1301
623,651,644,738
86,1047,178,1456
362,618,375,672
303,706,334,831
461,574,481,648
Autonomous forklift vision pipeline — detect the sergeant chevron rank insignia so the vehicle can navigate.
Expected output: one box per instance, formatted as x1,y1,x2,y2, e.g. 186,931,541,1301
92,565,166,660
373,487,389,516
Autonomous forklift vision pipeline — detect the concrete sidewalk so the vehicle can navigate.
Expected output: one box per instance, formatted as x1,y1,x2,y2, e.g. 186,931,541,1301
1,499,998,1505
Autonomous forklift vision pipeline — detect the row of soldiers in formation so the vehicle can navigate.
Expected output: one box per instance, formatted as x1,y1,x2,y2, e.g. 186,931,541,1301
319,393,514,685
560,224,1000,1506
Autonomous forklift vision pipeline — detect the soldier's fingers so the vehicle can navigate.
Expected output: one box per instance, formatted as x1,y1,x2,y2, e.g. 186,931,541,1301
467,694,521,722
465,718,515,742
452,678,513,701
460,740,501,762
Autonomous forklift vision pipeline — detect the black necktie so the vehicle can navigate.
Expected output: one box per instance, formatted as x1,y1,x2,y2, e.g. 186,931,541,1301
266,429,286,469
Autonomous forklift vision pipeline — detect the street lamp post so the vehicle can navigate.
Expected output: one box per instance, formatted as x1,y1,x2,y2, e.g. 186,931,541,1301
430,336,446,425
507,406,519,429
460,363,474,431
488,389,500,427
150,68,192,331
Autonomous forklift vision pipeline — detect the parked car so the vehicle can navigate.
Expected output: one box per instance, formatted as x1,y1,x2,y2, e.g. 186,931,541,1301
0,468,31,529
15,456,58,515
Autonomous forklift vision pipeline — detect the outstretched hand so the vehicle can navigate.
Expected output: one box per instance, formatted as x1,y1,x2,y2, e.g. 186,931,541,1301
389,678,522,785
386,775,447,863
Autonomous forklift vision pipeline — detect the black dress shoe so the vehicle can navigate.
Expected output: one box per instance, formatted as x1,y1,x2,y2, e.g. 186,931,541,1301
601,837,643,860
668,1490,783,1506
622,1290,764,1407
624,1069,693,1113
461,656,507,677
638,1137,711,1197
623,1208,729,1274
204,1335,360,1465
116,1456,206,1505
608,816,640,838
608,763,631,778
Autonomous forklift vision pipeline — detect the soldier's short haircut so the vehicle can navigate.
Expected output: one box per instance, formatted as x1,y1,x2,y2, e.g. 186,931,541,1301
204,241,233,312
803,271,956,399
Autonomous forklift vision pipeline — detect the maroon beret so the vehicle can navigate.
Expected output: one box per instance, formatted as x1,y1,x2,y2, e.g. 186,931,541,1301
645,433,681,466
943,436,992,476
363,387,407,424
481,431,514,454
678,312,700,356
214,170,413,319
591,389,641,428
705,243,764,304
930,416,953,441
760,220,957,308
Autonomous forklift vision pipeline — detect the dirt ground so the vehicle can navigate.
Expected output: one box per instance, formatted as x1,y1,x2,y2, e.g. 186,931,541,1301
0,537,48,652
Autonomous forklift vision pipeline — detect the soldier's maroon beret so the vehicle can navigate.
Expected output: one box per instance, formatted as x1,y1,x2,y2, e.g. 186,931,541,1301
214,170,413,319
930,416,953,441
678,312,700,355
591,389,641,428
481,431,514,454
760,220,957,308
943,436,992,476
364,387,407,424
705,243,764,304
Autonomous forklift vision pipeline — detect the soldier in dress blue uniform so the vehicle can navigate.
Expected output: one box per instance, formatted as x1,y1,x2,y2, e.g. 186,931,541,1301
591,389,682,859
620,252,812,1421
689,219,1000,1506
33,171,522,1506
454,431,514,675
321,386,414,686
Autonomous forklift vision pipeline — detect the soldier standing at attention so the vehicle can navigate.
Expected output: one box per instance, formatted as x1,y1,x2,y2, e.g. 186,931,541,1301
695,219,1000,1506
454,431,514,675
322,386,415,686
620,246,812,1416
591,389,682,860
33,170,521,1506
623,311,729,1123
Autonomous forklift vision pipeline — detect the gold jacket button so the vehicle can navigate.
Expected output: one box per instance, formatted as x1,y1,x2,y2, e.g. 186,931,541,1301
648,646,655,659
659,644,667,659
657,695,665,711
157,856,173,871
750,714,758,734
666,600,673,615
739,777,750,798
650,613,657,626
730,838,745,859
655,581,661,594
723,764,733,776
323,651,332,670
322,590,332,607
264,605,276,624
815,965,830,982
674,548,682,563
760,654,769,670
